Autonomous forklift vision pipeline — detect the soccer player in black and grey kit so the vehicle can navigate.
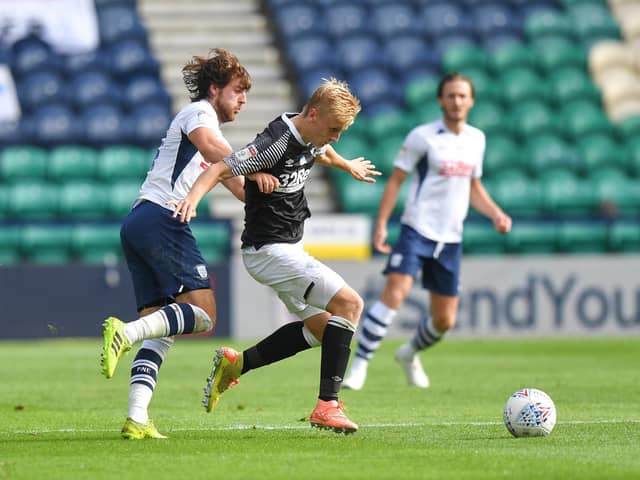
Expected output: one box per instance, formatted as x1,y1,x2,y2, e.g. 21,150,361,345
171,78,381,433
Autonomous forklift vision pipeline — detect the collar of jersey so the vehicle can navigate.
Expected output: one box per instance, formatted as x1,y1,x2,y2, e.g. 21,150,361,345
282,112,312,148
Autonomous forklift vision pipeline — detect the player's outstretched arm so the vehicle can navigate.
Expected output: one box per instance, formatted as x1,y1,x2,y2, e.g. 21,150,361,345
317,145,381,183
470,178,512,234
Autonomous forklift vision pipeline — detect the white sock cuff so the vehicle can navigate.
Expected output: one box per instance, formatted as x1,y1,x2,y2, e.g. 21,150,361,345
191,305,213,333
369,300,397,325
302,324,321,348
328,315,356,332
140,337,174,357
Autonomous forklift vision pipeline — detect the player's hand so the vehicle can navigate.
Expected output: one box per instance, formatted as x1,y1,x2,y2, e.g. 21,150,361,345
373,224,392,254
349,157,382,183
493,212,512,234
248,172,280,193
167,197,198,223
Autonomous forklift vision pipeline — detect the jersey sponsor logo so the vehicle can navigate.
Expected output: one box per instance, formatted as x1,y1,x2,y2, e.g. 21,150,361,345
438,160,475,177
236,144,258,161
285,152,313,167
276,167,311,193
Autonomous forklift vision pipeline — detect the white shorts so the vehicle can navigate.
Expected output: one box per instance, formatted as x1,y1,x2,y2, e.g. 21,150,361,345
241,241,346,320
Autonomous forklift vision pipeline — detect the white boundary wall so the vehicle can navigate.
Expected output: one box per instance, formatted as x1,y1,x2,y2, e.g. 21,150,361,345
232,254,640,341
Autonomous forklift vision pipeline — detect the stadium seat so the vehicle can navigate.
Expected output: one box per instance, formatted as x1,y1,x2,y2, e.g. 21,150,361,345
488,42,537,75
19,224,72,264
107,39,159,80
0,224,21,264
367,110,412,141
0,146,48,181
547,67,601,106
479,31,523,52
591,172,640,216
337,179,385,216
525,134,580,175
48,146,99,181
128,104,172,148
0,185,8,219
441,44,488,73
370,135,405,177
62,49,112,77
566,3,621,41
404,75,440,111
541,169,597,216
556,221,609,253
467,101,508,137
325,3,370,39
10,34,62,78
616,115,640,144
588,41,635,81
68,71,123,111
287,36,337,77
523,8,572,39
17,71,66,113
348,69,402,113
505,221,558,254
561,100,612,141
458,68,499,103
576,134,626,174
509,100,557,140
297,67,344,99
462,221,507,254
471,3,522,38
97,146,151,180
419,4,474,39
71,223,122,264
608,222,640,253
336,35,384,76
29,104,78,147
497,67,548,105
273,4,325,39
80,104,127,147
370,3,419,38
624,138,640,176
482,134,523,177
97,4,149,45
190,222,232,263
411,102,445,125
383,36,437,77
0,121,24,148
129,70,174,104
488,169,543,217
58,182,110,218
531,36,587,73
107,180,141,218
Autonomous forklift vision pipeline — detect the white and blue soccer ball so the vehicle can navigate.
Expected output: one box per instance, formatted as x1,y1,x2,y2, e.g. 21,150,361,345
503,388,557,437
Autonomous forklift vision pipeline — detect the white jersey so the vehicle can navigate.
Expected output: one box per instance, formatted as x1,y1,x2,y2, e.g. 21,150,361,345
138,99,231,209
395,118,485,243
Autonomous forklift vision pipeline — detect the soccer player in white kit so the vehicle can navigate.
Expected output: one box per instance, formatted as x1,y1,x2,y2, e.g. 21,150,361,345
343,73,512,390
99,49,277,439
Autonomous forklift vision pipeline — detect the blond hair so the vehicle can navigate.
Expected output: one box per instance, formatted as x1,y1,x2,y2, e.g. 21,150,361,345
303,78,361,128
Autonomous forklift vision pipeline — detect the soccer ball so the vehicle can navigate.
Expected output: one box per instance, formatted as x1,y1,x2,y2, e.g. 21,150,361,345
503,388,557,437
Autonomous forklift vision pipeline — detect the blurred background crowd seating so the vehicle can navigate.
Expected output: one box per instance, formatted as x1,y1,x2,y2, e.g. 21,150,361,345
1,0,639,265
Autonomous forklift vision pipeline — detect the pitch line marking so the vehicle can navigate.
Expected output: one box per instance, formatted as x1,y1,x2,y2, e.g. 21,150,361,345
5,419,639,435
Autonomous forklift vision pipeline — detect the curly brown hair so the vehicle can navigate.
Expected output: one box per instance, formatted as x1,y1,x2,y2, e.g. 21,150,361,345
182,48,252,101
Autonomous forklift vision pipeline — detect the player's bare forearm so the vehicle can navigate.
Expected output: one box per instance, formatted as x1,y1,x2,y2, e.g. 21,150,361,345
470,178,512,233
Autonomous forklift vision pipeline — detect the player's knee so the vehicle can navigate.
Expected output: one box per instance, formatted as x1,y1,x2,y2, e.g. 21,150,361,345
433,313,456,333
342,291,364,324
192,305,215,333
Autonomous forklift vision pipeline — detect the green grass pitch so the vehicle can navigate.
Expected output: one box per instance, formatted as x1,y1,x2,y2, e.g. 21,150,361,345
1,337,638,479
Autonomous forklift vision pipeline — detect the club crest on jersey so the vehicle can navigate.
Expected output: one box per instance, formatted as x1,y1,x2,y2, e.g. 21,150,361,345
236,144,258,161
195,264,208,280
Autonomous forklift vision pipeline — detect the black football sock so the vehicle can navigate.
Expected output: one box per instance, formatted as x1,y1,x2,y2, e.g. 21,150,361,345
319,316,355,402
241,321,311,374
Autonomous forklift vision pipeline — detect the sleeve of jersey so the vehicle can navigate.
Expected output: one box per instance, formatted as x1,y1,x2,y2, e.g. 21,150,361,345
183,105,221,136
393,129,424,173
224,132,290,176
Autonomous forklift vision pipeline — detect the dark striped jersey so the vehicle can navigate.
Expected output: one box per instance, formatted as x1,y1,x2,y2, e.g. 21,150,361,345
224,113,325,249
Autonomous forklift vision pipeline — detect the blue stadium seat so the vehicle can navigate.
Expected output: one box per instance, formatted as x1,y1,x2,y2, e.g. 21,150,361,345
62,48,112,77
97,5,148,45
28,104,78,147
0,121,24,148
107,39,159,79
9,34,62,78
471,3,522,38
17,71,66,113
80,104,128,147
432,33,477,59
348,69,402,114
325,3,371,39
336,35,384,76
68,71,123,111
370,3,419,39
383,36,438,77
122,75,171,111
128,104,172,148
298,67,345,99
419,3,474,39
286,36,337,77
273,4,325,39
480,31,523,51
